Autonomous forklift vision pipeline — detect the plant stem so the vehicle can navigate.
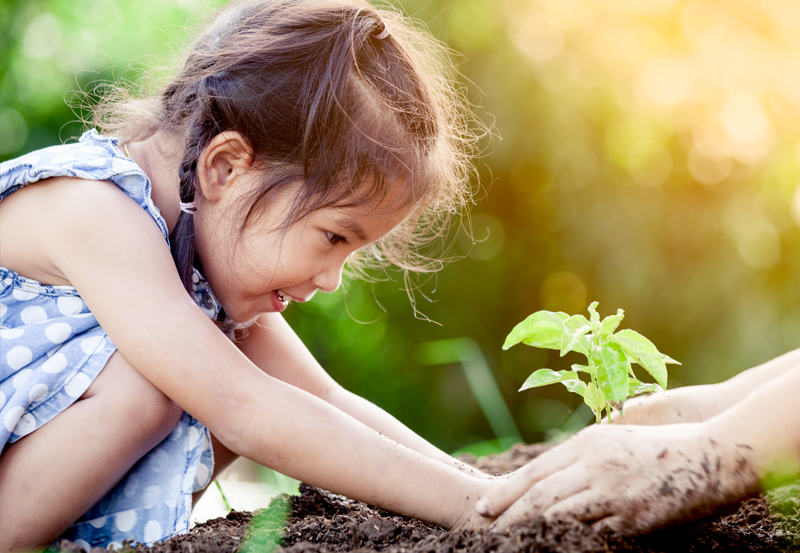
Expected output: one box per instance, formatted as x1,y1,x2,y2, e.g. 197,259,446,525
215,479,232,512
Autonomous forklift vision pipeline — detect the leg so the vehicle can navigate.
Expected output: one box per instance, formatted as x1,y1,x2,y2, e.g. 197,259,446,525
0,352,183,552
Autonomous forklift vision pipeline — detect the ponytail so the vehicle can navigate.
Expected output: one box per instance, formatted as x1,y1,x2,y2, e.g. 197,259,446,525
168,75,225,294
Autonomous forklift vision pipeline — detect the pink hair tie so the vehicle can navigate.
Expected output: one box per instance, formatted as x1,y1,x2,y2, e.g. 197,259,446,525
373,27,389,40
180,201,197,214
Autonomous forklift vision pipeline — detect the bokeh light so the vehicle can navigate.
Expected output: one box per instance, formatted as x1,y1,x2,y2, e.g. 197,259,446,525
7,0,800,450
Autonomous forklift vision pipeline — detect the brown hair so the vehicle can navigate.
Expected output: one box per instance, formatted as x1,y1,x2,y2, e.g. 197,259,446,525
93,0,480,303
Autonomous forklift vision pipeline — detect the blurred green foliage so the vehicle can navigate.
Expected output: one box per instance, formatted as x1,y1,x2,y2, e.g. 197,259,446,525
6,0,800,452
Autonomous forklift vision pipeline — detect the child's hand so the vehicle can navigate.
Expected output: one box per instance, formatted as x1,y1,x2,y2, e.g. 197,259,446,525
448,475,501,531
474,422,758,535
610,383,727,426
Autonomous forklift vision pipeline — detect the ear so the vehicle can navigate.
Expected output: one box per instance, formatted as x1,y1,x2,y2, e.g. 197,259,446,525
196,131,255,203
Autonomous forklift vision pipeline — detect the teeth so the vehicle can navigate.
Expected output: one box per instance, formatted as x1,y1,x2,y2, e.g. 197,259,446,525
276,290,289,304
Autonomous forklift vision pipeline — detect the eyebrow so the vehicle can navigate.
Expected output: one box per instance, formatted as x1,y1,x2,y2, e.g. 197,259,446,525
334,217,367,242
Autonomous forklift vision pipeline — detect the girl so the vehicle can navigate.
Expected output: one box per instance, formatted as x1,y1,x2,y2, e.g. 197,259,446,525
0,1,498,549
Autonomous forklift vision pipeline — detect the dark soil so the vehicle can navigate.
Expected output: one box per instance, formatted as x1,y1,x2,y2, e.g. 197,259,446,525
59,444,800,553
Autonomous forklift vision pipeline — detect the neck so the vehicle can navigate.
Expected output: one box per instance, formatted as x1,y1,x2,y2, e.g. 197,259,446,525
124,132,183,233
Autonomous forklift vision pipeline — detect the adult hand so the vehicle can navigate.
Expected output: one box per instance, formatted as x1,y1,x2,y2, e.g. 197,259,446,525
610,383,727,426
475,422,758,536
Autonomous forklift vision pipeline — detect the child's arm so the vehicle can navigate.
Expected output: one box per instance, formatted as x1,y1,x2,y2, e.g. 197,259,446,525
37,178,489,529
612,348,800,425
237,314,489,479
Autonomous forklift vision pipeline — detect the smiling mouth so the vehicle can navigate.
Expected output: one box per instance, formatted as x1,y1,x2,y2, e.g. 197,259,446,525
276,290,290,307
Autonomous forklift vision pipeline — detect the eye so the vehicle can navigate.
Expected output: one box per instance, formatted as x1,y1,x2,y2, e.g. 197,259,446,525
326,231,348,246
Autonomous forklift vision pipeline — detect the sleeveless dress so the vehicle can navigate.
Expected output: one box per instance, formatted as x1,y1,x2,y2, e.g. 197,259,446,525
0,131,226,549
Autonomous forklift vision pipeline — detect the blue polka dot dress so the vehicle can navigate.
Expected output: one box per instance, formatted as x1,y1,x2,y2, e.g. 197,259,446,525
0,131,221,548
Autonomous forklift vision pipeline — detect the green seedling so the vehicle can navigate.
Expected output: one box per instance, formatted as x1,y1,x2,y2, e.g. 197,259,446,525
503,302,679,423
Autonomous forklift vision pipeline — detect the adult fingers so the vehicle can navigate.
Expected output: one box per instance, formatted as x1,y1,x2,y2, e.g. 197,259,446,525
491,470,589,531
591,515,642,536
476,445,579,518
542,489,614,524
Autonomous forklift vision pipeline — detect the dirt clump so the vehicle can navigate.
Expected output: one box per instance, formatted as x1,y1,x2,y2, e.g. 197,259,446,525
62,443,798,553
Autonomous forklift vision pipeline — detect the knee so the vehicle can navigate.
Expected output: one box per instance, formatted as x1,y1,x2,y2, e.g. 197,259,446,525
93,353,184,443
128,379,184,440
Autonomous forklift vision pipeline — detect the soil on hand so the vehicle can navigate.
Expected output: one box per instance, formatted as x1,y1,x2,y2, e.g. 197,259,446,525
62,444,798,553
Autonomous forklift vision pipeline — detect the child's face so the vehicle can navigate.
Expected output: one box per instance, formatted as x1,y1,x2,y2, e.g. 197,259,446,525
194,181,412,324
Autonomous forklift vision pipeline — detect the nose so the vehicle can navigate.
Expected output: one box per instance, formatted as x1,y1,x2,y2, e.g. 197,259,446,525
312,258,345,294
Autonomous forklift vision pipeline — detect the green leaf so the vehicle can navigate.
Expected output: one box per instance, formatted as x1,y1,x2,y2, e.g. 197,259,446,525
503,311,568,350
627,377,663,396
588,301,600,327
560,314,591,357
611,329,668,389
584,382,606,413
596,341,630,406
633,382,662,395
662,353,681,365
571,363,595,376
562,379,586,396
519,369,579,391
601,308,625,336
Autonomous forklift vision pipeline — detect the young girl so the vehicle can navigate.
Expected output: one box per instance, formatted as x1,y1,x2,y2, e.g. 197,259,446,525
0,1,498,549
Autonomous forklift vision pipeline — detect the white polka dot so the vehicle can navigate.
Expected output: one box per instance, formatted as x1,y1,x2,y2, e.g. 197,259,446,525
57,296,83,316
72,539,90,553
13,413,36,436
41,353,68,373
0,328,24,339
0,391,5,408
12,289,39,301
123,473,140,498
195,462,210,488
142,485,162,504
88,516,107,529
188,426,201,447
51,154,76,164
0,303,6,318
114,509,137,532
7,346,33,370
143,520,163,543
28,383,49,403
85,158,107,167
12,369,33,389
150,449,169,472
112,159,135,173
20,306,47,325
64,373,91,398
45,322,72,344
3,406,23,432
164,499,177,510
80,336,106,354
68,313,93,319
169,422,183,440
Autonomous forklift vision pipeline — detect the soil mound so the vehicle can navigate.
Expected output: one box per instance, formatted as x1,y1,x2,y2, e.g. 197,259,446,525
58,443,799,553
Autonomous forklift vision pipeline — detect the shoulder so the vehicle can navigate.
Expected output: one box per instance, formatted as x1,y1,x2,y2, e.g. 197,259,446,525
0,176,169,286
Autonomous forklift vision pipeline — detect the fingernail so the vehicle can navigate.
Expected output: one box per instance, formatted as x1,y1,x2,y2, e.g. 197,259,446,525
489,521,498,532
476,498,494,516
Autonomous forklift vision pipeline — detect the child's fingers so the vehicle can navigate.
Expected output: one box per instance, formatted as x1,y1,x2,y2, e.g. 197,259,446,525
491,471,589,531
475,446,579,518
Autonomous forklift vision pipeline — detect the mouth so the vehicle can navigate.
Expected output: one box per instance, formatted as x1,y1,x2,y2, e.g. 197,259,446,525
275,290,290,309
